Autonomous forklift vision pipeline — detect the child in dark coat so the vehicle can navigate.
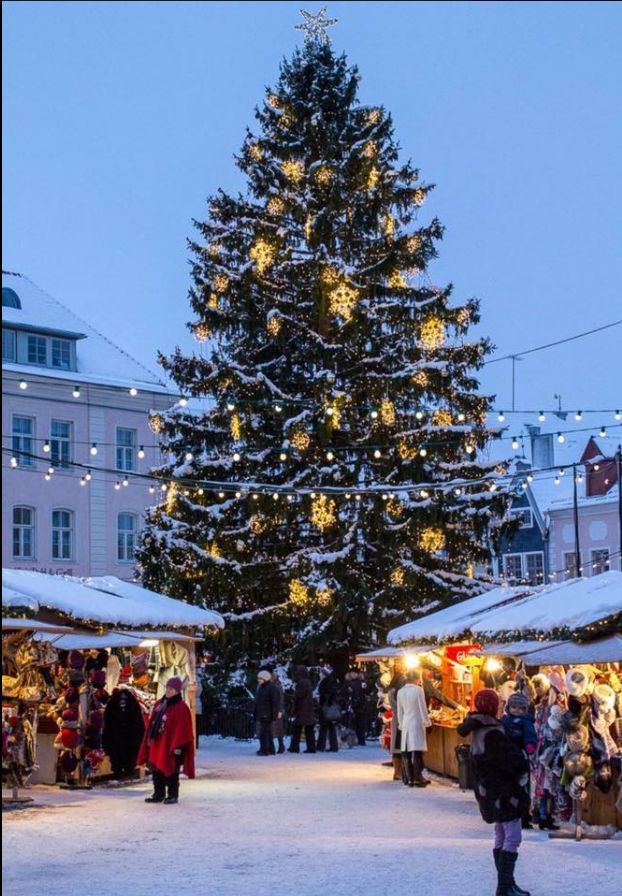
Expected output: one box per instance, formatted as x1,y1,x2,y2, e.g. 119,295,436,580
457,689,530,896
502,691,537,829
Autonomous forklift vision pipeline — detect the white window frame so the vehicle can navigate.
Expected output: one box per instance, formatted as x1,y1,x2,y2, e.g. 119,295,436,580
117,512,137,563
52,509,74,561
525,551,545,585
2,329,16,361
563,551,579,580
50,419,73,468
27,334,47,365
12,415,35,467
508,508,533,529
13,506,36,559
51,337,72,370
504,553,523,580
116,428,137,472
590,548,610,576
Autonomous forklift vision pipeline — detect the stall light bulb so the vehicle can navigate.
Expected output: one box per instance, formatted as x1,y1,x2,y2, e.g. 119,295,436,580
233,452,241,462
415,411,424,421
44,473,51,481
575,410,583,421
127,387,137,397
279,451,287,461
419,447,427,457
345,493,352,499
218,491,225,499
404,653,420,670
457,412,466,422
326,450,334,461
538,411,546,421
557,433,565,444
287,494,294,502
160,484,168,492
122,477,129,487
454,487,461,496
559,468,565,476
466,444,475,454
594,464,600,471
485,657,502,673
185,451,194,462
115,481,121,490
490,482,497,492
272,493,279,501
554,476,560,485
599,426,606,437
373,449,381,458
148,485,155,494
19,379,28,390
85,470,92,481
497,411,505,422
252,493,259,500
72,385,81,398
511,437,519,450
527,473,534,483
43,440,51,453
226,401,235,411
274,403,283,413
47,466,54,475
80,476,86,486
615,410,621,421
90,443,98,456
198,488,204,496
370,409,378,419
10,456,18,468
138,446,145,459
179,397,188,407
355,494,362,501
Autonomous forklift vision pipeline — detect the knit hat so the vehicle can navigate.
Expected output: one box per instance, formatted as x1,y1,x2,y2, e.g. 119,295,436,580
566,668,589,698
506,692,530,713
257,670,272,683
474,688,499,717
593,684,616,713
165,676,183,692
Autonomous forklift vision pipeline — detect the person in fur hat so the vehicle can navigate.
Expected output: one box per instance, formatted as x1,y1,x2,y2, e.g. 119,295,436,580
138,677,195,804
457,689,531,896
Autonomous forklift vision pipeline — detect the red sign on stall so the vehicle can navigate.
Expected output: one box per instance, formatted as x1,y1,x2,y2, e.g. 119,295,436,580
444,644,481,664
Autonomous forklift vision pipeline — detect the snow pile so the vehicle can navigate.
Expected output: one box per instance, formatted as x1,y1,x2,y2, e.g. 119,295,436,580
2,569,223,629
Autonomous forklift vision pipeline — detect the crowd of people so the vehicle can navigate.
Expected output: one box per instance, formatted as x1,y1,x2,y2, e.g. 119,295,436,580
253,665,370,756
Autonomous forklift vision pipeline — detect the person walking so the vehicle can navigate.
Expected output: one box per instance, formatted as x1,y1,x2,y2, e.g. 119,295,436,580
457,688,531,896
349,670,368,746
317,666,339,753
288,665,316,753
271,670,286,754
138,677,195,805
255,669,279,756
397,668,431,787
387,671,406,780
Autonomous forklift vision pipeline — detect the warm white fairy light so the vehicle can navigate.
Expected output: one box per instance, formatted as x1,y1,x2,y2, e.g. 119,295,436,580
10,456,18,468
557,433,565,443
122,477,129,487
43,440,51,453
115,481,121,490
90,443,98,456
497,411,505,422
138,446,145,459
129,387,138,397
72,385,81,398
233,452,241,462
538,411,546,422
575,410,583,421
85,470,92,481
19,379,28,390
185,451,194,462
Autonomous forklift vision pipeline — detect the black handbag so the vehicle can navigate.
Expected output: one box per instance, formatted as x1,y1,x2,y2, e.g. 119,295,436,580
322,703,342,723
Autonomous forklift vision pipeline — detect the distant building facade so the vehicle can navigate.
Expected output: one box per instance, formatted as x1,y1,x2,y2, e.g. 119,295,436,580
2,271,177,579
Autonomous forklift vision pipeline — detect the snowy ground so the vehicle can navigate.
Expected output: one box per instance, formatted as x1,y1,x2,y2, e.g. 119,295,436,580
3,738,620,896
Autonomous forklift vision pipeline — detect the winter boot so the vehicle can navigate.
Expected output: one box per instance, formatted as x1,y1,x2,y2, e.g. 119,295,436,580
496,851,530,896
538,814,560,831
392,755,402,781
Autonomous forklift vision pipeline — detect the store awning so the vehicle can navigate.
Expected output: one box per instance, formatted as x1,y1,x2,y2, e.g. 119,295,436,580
511,634,622,666
2,617,74,634
2,586,40,613
32,629,204,649
355,644,436,662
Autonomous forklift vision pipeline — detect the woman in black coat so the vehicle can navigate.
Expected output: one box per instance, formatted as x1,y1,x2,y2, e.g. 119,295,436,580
457,689,530,896
288,665,316,753
317,666,339,753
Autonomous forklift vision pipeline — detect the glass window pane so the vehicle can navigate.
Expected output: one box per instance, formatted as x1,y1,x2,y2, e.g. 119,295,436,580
27,335,47,365
51,339,71,369
2,330,16,361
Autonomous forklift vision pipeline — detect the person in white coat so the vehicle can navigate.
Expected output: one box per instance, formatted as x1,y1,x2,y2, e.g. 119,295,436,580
397,668,432,788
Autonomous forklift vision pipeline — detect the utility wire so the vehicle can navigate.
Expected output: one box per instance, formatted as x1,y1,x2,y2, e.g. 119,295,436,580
484,319,622,365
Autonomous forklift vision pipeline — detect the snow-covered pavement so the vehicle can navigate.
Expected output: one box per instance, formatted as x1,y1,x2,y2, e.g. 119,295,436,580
3,738,620,896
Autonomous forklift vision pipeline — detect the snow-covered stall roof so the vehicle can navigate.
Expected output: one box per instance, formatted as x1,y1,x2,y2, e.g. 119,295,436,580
387,585,533,645
33,629,204,649
499,634,622,666
388,572,622,646
2,585,40,613
355,644,435,662
2,618,73,634
2,570,224,630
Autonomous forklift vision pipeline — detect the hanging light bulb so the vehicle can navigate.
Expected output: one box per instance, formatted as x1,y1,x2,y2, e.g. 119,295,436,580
279,451,287,461
373,449,382,458
72,384,81,398
615,410,621,421
19,379,28,390
272,493,279,501
47,466,54,475
148,485,155,494
252,493,259,500
287,494,294,502
43,440,51,453
310,491,316,498
419,447,427,457
420,489,429,498
179,396,188,407
160,483,168,492
370,409,378,419
521,480,528,489
454,487,462,496
557,433,565,444
138,446,145,459
85,470,92,481
90,443,98,456
80,476,86,486
326,450,334,461
235,490,242,498
554,476,560,485
538,411,546,422
185,451,194,462
129,387,138,397
575,410,583,421
218,491,225,499
381,493,388,501
198,487,204,496
115,481,121,490
511,437,519,450
599,426,606,437
233,451,241,462
497,411,505,422
355,494,362,501
10,456,18,468
559,468,565,476
490,482,497,491
527,473,534,483
594,463,600,471
122,477,129,487
274,402,283,413
415,410,424,421
226,400,235,411
44,472,51,481
576,472,584,483
465,444,475,454
457,412,465,422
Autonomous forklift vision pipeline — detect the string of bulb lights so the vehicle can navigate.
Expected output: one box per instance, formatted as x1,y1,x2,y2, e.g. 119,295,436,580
4,444,620,499
497,548,622,585
10,377,179,403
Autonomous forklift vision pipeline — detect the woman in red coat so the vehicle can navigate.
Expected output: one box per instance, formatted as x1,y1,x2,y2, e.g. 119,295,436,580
138,677,195,804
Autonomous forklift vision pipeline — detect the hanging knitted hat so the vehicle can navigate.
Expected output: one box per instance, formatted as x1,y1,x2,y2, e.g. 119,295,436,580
565,668,589,698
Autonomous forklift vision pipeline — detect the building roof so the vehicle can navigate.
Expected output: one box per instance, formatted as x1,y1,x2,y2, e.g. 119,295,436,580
2,271,173,394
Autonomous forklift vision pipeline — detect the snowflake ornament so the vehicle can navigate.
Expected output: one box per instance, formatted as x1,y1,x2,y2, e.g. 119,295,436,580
295,7,338,45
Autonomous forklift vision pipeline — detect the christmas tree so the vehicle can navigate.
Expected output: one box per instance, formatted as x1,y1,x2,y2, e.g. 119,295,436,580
137,12,510,677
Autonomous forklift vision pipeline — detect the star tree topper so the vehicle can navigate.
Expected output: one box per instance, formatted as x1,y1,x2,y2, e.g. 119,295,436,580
295,6,338,45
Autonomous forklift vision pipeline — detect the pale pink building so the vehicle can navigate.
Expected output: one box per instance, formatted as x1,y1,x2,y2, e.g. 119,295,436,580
2,271,178,579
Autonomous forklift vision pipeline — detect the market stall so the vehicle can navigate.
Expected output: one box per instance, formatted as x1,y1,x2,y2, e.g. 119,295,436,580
2,569,223,791
387,571,622,831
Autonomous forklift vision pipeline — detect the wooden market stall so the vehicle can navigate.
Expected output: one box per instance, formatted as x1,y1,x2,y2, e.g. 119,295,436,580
2,569,223,790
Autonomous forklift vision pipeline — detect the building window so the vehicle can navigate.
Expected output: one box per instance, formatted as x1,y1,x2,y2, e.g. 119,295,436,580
13,507,35,559
50,420,72,468
12,416,35,467
2,287,22,309
591,549,610,576
508,508,533,529
117,513,137,562
27,335,47,365
504,554,523,580
525,552,544,585
51,338,71,370
52,509,73,560
2,329,16,361
116,428,136,472
564,552,579,580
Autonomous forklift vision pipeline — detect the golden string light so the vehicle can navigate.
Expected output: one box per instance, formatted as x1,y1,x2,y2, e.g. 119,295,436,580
433,409,453,427
209,542,221,558
291,430,310,452
362,141,377,159
310,494,337,531
412,188,426,206
213,274,229,293
206,242,222,259
149,413,164,435
388,271,408,289
249,238,277,275
398,439,417,460
420,527,445,553
324,403,342,428
328,280,358,320
230,413,242,442
281,160,305,183
267,94,281,109
411,370,429,388
316,587,333,607
249,515,266,535
367,108,381,126
314,166,333,187
304,216,314,241
387,497,403,518
390,566,405,586
248,142,263,162
208,293,219,309
382,214,396,237
406,234,421,253
193,322,211,343
367,166,380,190
419,316,446,351
267,196,285,215
380,399,396,426
266,314,281,336
289,579,309,606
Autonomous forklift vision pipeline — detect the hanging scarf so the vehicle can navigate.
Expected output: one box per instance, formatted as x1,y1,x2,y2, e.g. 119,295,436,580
147,694,181,743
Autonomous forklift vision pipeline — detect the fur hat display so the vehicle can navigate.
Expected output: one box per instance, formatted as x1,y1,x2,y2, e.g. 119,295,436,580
547,705,564,731
565,668,589,698
474,688,500,717
548,671,566,694
593,684,616,713
564,752,593,778
531,673,550,693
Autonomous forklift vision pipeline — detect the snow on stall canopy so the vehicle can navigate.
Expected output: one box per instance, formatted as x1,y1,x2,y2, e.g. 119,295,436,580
470,570,622,639
32,629,204,649
387,584,532,645
83,576,223,629
354,644,435,662
2,585,40,613
2,617,73,634
2,569,223,630
507,634,622,666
